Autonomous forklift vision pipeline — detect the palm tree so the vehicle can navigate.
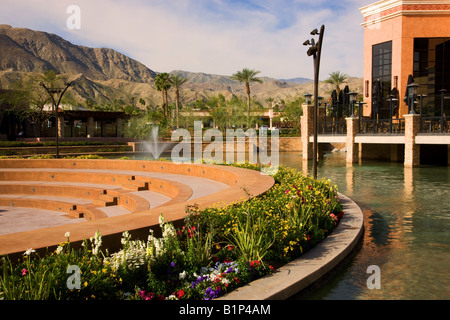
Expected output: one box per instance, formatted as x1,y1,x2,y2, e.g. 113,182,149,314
154,73,172,119
231,68,263,127
324,71,348,94
169,74,188,128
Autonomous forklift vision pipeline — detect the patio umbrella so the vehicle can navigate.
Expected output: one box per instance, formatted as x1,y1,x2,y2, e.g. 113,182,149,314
391,87,399,118
372,79,383,119
331,90,337,117
343,85,350,117
404,74,414,105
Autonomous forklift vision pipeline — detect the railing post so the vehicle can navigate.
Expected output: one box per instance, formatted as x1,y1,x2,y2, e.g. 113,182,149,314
346,117,360,164
404,114,421,167
301,104,314,160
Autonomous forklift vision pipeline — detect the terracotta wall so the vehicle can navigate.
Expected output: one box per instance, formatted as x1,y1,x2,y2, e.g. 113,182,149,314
363,13,450,117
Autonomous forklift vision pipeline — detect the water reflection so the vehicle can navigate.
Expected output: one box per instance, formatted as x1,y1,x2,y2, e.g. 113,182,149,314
281,152,450,300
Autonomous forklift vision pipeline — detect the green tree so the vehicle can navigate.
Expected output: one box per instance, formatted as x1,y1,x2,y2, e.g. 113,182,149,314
283,97,304,132
154,73,172,119
231,68,263,127
6,70,66,136
169,74,188,128
324,71,348,94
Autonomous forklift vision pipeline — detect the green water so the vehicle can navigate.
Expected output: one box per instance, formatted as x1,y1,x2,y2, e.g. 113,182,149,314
280,152,450,300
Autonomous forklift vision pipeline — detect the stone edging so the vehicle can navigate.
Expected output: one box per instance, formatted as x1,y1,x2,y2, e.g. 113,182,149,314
219,192,364,300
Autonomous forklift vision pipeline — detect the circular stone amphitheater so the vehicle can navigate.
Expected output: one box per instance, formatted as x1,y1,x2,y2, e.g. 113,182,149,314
0,159,275,257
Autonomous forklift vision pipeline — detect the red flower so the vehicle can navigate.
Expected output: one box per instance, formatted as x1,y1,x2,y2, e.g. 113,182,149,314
21,268,28,276
176,289,185,299
250,260,260,268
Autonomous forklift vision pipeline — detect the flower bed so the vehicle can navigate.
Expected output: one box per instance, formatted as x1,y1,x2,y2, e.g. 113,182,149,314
0,164,344,300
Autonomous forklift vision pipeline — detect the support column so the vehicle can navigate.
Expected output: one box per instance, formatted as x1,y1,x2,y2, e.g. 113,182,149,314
301,104,313,160
116,117,123,137
447,145,450,166
87,117,94,138
346,117,360,164
404,114,420,167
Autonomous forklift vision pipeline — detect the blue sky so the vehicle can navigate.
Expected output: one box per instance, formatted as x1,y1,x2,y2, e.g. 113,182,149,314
0,0,371,79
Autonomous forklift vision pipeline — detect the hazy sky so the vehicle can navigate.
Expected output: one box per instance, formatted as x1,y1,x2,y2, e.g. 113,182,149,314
0,0,370,80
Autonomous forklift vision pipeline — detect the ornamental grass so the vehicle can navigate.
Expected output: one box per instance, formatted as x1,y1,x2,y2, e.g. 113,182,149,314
0,164,343,300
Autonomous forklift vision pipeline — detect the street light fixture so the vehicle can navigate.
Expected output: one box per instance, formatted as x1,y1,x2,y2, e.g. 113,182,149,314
406,82,419,114
303,25,325,179
347,92,358,118
40,81,72,158
304,93,313,105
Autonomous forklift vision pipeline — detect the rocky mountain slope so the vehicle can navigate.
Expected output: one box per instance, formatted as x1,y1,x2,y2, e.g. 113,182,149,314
0,25,362,108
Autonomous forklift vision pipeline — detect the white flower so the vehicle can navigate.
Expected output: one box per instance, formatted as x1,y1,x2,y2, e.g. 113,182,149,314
23,248,35,256
159,214,165,226
56,246,64,255
65,231,70,238
179,271,186,280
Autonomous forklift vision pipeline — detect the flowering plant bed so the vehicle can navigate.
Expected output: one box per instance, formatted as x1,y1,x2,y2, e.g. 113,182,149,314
0,164,343,300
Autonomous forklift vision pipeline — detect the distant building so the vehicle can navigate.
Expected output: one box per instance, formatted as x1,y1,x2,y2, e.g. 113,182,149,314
0,89,127,140
360,0,450,118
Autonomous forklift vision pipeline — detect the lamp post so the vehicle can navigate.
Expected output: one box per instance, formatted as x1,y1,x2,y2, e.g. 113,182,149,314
303,25,325,180
347,92,357,118
304,93,312,105
406,82,419,114
40,82,72,158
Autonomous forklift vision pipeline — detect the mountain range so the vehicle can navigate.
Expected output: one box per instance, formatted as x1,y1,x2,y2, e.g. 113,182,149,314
0,25,362,108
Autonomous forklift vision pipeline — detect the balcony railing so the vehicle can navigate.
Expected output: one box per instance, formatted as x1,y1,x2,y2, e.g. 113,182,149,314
359,118,405,134
420,116,450,134
319,119,347,134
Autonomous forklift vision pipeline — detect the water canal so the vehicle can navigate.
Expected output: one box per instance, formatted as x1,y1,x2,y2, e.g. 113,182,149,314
280,152,450,300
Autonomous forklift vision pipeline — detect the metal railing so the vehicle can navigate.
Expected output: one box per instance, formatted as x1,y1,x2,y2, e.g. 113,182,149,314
319,119,347,134
359,118,405,134
420,116,450,134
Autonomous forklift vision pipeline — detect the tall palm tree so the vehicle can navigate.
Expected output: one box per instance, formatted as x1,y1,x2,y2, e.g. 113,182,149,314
154,73,172,119
324,71,348,94
231,68,263,127
169,74,188,128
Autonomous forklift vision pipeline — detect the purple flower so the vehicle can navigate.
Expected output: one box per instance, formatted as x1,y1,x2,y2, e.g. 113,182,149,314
204,287,221,300
191,275,208,289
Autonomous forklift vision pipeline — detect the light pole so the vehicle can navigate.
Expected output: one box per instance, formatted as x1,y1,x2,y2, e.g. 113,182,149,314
303,25,325,179
347,92,358,118
406,82,419,114
41,82,72,158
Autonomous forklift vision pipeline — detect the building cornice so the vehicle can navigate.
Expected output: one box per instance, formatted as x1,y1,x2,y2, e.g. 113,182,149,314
360,0,450,26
